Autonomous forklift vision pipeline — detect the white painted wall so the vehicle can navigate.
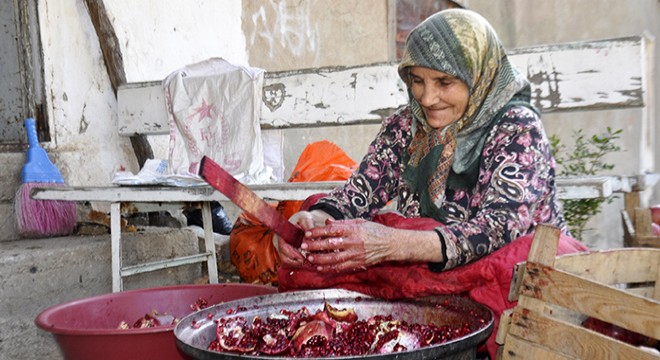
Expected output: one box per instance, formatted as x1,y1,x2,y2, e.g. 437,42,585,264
38,0,250,182
106,0,247,82
38,1,132,185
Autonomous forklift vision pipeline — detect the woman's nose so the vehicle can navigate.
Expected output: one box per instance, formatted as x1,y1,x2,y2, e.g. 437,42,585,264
418,84,438,107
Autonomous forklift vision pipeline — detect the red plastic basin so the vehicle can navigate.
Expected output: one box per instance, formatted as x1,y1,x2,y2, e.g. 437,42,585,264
35,283,278,360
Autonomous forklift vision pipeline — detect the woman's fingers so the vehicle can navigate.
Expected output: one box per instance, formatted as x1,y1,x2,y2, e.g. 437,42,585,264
303,231,369,273
302,235,347,251
277,236,306,267
307,250,364,273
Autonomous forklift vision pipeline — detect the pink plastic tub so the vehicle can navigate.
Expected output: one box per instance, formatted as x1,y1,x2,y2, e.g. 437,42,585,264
35,283,278,360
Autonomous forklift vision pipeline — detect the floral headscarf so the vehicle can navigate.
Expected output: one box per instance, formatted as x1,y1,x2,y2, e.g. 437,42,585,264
398,9,530,216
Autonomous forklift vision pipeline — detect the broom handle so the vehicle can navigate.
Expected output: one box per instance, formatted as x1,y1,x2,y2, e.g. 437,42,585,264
25,118,40,148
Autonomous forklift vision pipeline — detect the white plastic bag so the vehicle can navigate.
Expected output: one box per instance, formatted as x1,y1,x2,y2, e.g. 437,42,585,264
163,58,273,184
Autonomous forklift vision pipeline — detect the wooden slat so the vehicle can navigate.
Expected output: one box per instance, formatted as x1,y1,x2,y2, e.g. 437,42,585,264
519,262,660,340
110,202,122,292
633,235,660,248
507,306,659,360
30,176,626,205
622,209,637,247
83,0,125,94
201,202,219,284
261,63,407,128
508,36,646,113
30,181,343,203
507,262,526,302
552,248,660,285
555,177,612,199
654,265,660,301
117,36,646,136
635,208,654,237
500,334,577,360
627,286,656,299
527,224,560,266
625,190,642,216
621,191,660,248
121,253,212,277
495,309,513,345
84,0,153,167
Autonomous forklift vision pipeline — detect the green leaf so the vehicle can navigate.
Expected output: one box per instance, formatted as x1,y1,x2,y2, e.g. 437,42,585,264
551,128,623,238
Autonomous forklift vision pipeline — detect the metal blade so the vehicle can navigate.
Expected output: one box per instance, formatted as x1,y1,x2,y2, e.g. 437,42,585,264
199,156,303,247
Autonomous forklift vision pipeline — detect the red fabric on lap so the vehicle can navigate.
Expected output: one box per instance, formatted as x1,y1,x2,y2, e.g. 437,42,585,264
278,212,589,358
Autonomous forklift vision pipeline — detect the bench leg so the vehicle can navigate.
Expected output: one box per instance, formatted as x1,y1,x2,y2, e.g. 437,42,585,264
201,202,219,284
111,202,122,292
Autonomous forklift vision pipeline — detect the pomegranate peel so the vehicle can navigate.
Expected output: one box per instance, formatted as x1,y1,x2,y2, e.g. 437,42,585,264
324,302,358,323
291,320,333,352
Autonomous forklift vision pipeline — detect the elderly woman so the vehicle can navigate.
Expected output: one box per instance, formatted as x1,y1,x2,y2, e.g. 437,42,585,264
276,8,587,357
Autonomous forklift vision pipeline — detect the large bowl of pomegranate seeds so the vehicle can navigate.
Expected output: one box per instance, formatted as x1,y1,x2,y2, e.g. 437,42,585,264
35,283,278,360
175,288,493,360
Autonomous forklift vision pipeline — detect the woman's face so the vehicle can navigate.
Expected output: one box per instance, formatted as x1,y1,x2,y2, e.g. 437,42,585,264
409,66,469,130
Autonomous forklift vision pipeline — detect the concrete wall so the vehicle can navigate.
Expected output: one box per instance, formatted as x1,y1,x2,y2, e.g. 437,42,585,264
0,0,658,247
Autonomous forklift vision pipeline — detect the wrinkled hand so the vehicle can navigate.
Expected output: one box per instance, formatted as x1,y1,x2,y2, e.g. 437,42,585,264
302,218,396,273
274,210,334,269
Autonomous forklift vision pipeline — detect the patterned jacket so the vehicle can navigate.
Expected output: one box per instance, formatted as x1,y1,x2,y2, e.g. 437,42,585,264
310,105,569,271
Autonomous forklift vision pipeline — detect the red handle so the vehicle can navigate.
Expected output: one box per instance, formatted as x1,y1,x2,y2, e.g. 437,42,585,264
199,156,304,247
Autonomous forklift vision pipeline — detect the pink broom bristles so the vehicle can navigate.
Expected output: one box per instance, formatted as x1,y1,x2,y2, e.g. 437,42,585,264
15,182,77,238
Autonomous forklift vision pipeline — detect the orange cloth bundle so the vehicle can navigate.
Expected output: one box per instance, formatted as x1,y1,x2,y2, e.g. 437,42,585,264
229,141,358,284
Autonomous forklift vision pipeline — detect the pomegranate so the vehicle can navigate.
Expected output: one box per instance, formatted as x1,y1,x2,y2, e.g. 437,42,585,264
291,320,334,352
214,316,258,353
280,307,311,336
652,222,660,236
372,328,422,354
252,316,291,355
327,320,378,356
257,332,291,355
191,297,209,311
298,334,330,357
206,302,487,357
582,317,649,346
651,205,660,225
119,297,210,330
127,310,177,328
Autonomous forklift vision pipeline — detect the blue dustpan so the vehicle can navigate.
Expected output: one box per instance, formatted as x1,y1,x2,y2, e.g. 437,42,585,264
21,118,64,184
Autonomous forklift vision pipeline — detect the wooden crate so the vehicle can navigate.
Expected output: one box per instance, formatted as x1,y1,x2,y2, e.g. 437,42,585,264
496,225,660,359
622,192,660,248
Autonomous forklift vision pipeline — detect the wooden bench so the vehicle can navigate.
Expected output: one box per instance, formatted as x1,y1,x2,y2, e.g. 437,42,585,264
32,35,656,292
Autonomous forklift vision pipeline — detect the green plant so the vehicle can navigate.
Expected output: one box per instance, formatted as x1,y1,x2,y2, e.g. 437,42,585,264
549,127,623,239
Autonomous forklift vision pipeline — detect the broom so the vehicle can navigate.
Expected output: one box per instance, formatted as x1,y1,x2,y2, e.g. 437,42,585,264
15,118,76,237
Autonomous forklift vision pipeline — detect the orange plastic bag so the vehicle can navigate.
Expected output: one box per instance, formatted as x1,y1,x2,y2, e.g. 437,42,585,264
230,140,358,285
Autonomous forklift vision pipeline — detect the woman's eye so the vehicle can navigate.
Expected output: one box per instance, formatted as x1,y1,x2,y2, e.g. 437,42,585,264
438,79,453,87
